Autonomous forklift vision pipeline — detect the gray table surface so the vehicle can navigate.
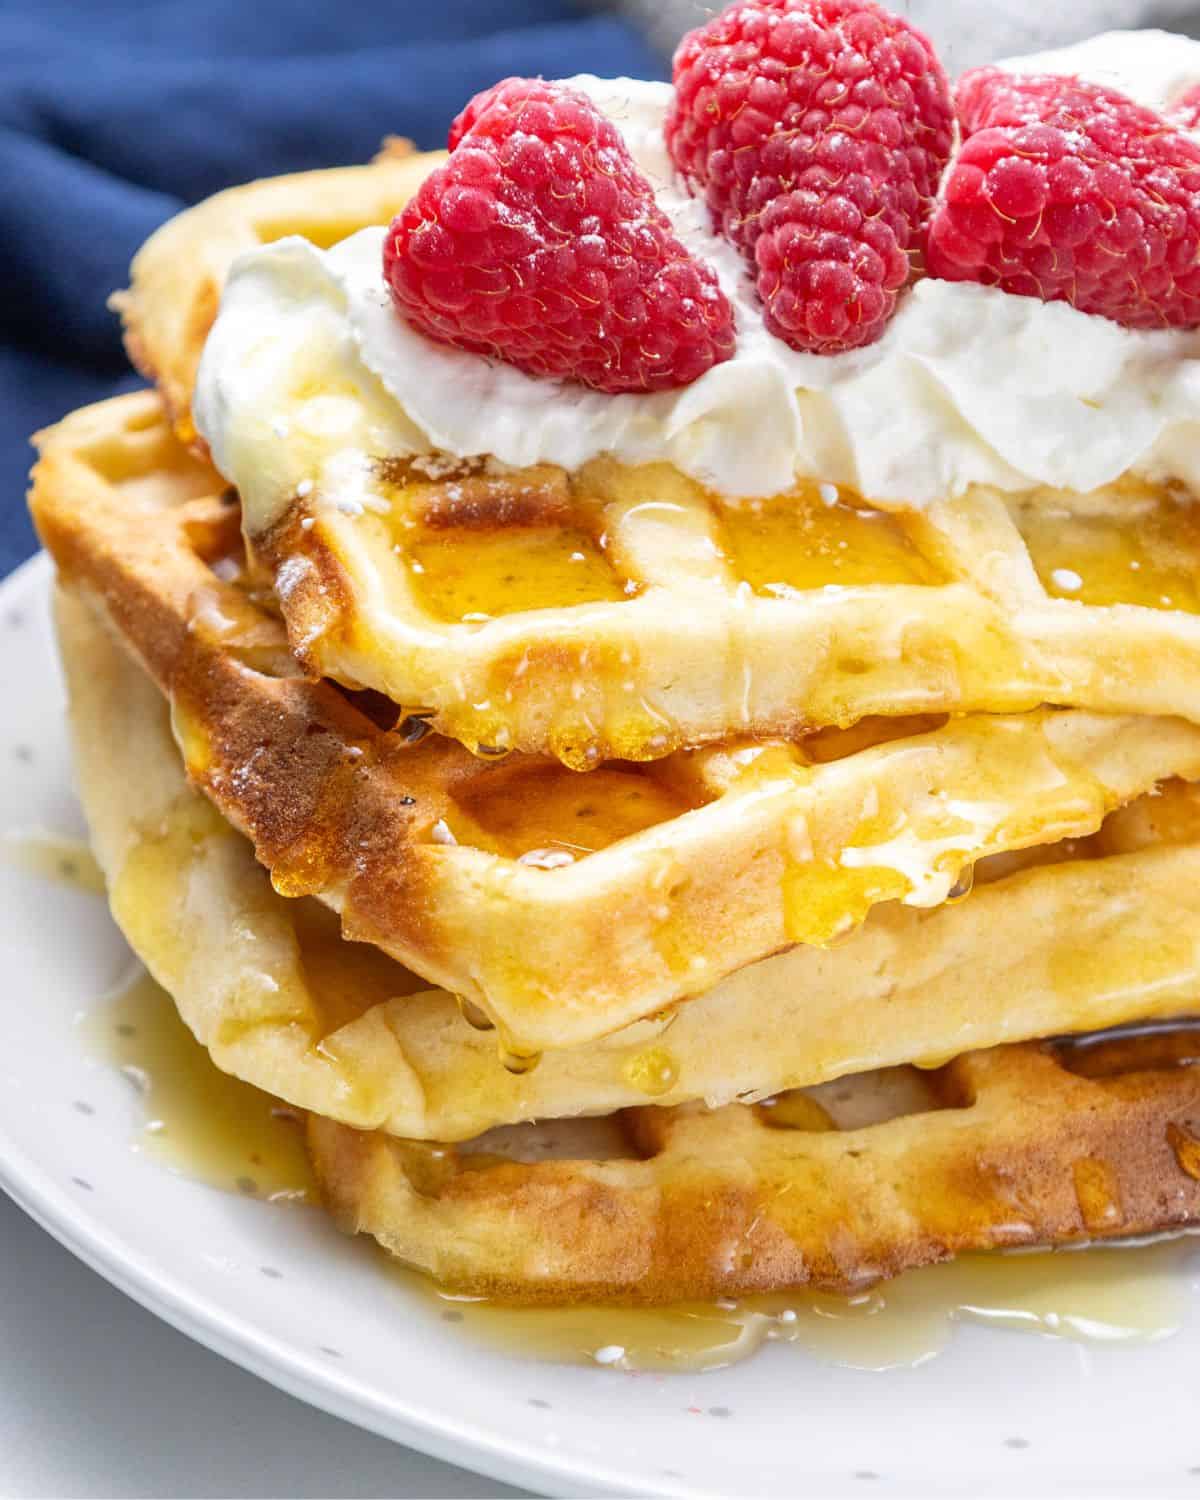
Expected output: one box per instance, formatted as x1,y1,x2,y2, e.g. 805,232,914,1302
0,1189,533,1499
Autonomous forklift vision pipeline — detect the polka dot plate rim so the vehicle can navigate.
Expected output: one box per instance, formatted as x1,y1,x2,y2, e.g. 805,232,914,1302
3,551,1200,1499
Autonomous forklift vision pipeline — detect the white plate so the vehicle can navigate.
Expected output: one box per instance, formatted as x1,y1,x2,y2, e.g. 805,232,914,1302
4,551,1200,1500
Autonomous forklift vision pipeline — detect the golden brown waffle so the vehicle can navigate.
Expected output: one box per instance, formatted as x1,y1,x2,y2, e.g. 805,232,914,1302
32,392,1200,1055
55,572,1200,1143
118,156,1200,767
112,151,440,448
57,577,1200,1305
310,1033,1200,1303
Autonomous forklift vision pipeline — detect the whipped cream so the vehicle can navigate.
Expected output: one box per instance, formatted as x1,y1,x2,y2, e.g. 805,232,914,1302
195,33,1200,515
999,28,1200,119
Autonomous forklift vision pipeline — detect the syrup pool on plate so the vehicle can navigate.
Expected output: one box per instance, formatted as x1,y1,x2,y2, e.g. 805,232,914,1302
81,967,313,1203
72,938,1200,1376
420,1237,1197,1374
1,831,105,894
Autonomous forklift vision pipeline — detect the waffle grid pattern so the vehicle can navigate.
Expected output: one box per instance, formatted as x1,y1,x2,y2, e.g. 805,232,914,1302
119,155,1200,768
310,1038,1200,1303
55,576,1200,1141
58,583,1200,1304
33,394,1200,1056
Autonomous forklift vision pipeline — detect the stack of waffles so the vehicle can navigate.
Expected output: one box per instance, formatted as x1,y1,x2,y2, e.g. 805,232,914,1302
28,35,1200,1310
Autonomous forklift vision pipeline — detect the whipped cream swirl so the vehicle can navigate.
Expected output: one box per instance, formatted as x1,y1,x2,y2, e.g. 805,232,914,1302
196,32,1200,512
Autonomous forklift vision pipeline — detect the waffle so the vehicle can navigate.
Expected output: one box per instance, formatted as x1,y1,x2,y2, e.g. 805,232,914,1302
32,393,1200,1055
118,155,1200,767
55,575,1200,1142
310,1032,1200,1303
111,150,440,449
56,570,1200,1306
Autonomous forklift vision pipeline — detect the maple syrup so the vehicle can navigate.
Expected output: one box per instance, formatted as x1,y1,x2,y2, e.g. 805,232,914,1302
81,973,1200,1374
1011,486,1200,612
1,832,105,895
776,710,1154,947
718,486,943,596
416,1237,1197,1374
450,762,694,860
622,1046,680,1097
70,853,1200,1377
404,524,627,622
82,969,313,1203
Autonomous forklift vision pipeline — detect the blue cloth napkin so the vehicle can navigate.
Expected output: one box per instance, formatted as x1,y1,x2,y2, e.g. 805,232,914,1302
1,0,664,578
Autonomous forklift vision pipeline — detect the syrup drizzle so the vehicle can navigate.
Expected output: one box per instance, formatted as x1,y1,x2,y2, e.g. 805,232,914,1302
82,970,313,1203
422,1237,1197,1374
1,832,106,894
83,965,1200,1375
718,485,943,595
404,523,626,623
1013,484,1200,613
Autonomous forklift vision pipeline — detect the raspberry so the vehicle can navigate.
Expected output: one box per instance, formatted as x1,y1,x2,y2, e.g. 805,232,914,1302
383,78,736,394
445,77,532,151
665,0,954,353
927,71,1200,330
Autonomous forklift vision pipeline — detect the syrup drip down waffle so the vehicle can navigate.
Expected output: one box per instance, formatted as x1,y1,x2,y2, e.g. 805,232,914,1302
34,26,1200,1325
56,564,1200,1305
310,1034,1200,1304
31,393,1200,1057
120,157,1200,768
57,577,1200,1141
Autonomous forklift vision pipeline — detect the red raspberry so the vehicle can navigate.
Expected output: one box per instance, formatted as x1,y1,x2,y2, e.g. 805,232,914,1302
383,78,736,393
445,77,532,151
665,0,954,354
927,71,1200,330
